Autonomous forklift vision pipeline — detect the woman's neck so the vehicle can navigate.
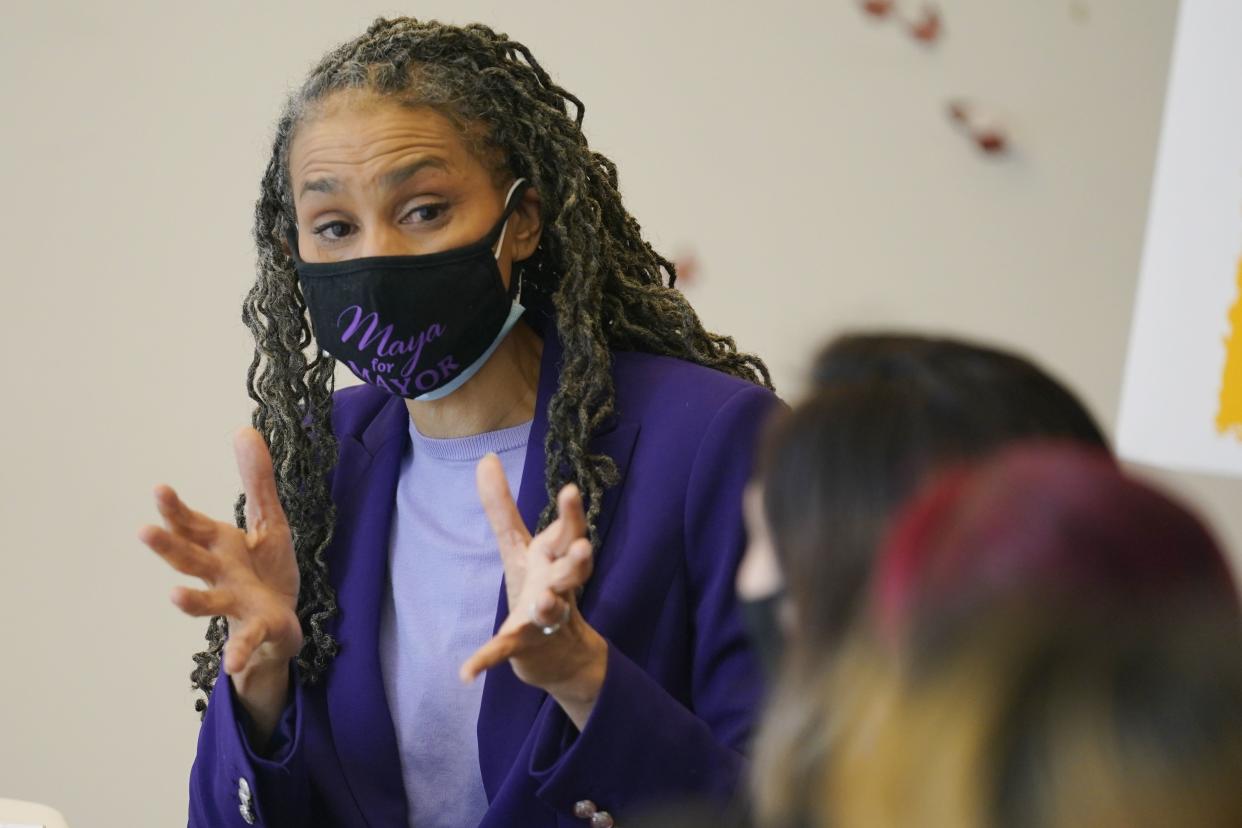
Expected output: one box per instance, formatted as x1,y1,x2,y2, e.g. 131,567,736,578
404,321,543,438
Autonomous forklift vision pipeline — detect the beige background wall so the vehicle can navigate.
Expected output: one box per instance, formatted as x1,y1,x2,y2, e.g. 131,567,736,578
2,1,1236,824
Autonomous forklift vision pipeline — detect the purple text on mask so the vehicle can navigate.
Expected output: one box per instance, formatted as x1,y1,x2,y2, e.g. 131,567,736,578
344,355,462,397
336,305,446,379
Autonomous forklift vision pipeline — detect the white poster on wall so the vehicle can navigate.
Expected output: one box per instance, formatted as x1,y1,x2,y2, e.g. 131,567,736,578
1117,0,1242,479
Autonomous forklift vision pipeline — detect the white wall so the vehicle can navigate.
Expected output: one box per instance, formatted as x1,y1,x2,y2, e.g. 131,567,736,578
3,1,1233,825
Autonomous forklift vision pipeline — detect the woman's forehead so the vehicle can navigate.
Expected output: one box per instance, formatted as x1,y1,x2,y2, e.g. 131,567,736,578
288,92,480,188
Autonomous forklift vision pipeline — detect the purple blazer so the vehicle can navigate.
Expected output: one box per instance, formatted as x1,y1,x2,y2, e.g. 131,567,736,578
189,326,779,826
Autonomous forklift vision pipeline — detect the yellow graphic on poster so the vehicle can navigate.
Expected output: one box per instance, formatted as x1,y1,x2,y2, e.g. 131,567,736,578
1219,256,1242,439
1115,0,1242,478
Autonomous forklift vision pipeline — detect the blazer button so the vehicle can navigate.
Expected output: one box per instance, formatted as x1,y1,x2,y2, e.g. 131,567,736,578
573,800,597,819
238,777,256,825
590,812,615,828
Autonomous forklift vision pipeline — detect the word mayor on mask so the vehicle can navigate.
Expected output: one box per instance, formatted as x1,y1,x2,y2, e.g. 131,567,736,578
332,305,459,397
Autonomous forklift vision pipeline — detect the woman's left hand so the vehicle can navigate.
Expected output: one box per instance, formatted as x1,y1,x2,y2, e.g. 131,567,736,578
460,454,608,729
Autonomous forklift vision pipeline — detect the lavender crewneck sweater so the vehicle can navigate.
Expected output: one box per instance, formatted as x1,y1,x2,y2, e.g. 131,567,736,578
379,416,531,828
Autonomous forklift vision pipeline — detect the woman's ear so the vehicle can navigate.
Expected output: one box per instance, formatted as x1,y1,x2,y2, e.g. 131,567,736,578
511,186,543,262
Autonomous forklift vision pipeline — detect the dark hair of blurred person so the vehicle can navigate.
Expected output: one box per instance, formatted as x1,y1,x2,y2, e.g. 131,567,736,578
745,333,1109,662
823,609,1242,828
751,443,1239,828
642,335,1109,828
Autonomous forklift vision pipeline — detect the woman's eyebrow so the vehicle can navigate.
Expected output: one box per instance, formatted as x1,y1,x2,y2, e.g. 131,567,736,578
298,157,449,199
378,157,448,189
300,177,340,196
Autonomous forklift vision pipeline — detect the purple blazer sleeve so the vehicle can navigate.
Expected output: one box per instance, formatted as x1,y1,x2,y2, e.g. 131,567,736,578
525,383,776,815
188,665,308,827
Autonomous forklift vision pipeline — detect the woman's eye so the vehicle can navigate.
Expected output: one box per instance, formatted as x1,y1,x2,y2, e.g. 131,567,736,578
403,202,448,224
311,221,354,241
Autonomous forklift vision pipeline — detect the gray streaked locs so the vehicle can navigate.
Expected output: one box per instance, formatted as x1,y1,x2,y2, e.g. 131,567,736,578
191,16,772,713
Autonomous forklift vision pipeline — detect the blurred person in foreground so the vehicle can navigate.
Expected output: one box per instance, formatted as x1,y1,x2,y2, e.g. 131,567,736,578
636,333,1109,827
737,333,1109,671
823,609,1242,828
754,443,1241,828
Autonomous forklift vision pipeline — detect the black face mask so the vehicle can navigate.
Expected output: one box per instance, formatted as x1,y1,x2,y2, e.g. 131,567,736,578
285,179,530,401
739,589,787,679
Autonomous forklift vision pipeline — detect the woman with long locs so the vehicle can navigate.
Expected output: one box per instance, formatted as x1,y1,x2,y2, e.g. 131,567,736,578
137,16,777,828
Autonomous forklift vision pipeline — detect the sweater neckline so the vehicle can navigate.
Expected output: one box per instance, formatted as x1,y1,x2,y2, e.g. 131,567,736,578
407,417,533,461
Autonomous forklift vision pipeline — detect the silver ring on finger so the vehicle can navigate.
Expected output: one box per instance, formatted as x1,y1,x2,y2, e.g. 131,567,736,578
531,600,571,635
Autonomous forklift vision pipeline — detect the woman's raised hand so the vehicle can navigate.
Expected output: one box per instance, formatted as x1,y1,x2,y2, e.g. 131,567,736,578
461,454,607,728
139,428,302,680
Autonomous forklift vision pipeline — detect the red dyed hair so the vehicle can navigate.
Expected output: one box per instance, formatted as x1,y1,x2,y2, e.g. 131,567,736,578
872,442,1239,642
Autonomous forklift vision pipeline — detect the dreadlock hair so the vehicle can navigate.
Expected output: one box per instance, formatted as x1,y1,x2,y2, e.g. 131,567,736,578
190,16,772,713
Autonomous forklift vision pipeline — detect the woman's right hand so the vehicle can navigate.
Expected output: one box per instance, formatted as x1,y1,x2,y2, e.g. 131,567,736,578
139,427,302,739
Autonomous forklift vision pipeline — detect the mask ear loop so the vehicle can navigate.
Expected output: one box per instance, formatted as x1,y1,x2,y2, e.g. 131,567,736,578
494,177,528,301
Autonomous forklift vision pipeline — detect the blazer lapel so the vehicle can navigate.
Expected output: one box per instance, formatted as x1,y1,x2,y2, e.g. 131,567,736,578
324,393,411,826
476,330,640,800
